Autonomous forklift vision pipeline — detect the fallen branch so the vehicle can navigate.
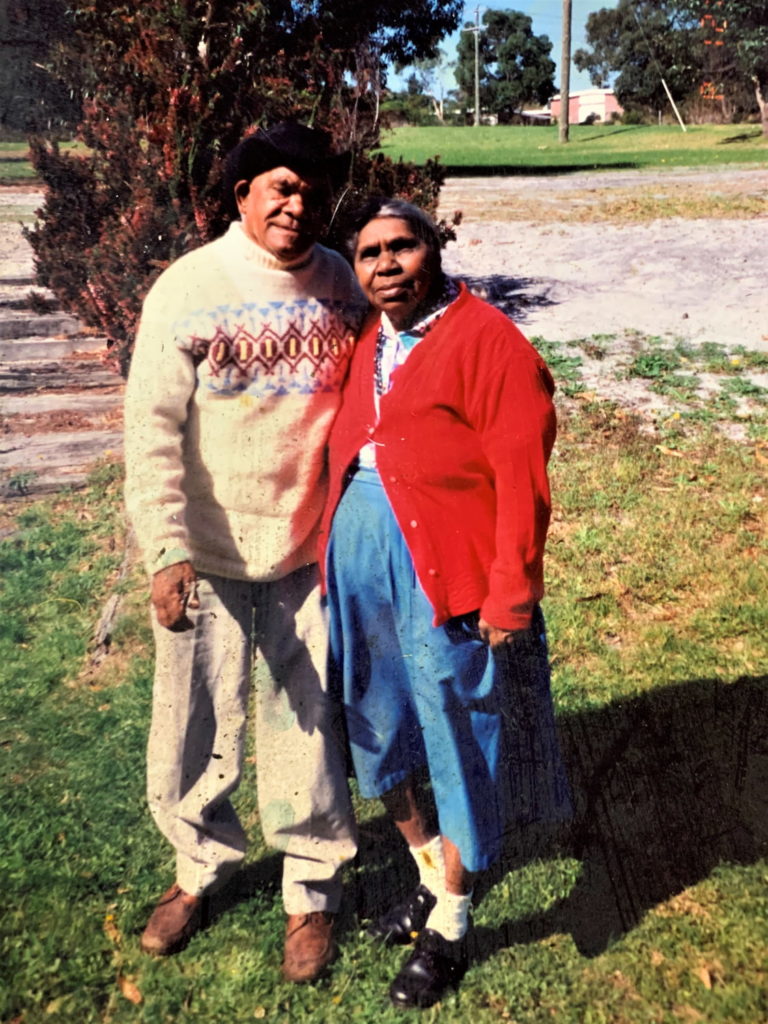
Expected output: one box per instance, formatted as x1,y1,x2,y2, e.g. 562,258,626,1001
90,528,135,666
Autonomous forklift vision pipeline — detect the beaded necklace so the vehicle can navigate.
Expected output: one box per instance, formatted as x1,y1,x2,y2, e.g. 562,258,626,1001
373,275,460,396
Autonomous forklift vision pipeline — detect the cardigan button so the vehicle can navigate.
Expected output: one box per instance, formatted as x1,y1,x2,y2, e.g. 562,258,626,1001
428,568,438,576
389,475,397,483
409,519,418,528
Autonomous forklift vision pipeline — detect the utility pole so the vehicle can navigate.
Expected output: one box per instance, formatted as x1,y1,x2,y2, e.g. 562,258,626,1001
462,6,482,127
473,5,481,127
559,0,572,143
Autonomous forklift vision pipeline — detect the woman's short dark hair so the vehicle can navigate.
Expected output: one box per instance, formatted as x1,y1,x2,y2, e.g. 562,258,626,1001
345,197,442,274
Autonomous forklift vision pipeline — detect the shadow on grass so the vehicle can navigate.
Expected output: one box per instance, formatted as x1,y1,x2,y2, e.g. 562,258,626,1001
341,674,767,957
209,851,283,922
576,126,644,144
719,130,763,144
443,161,639,177
483,673,767,960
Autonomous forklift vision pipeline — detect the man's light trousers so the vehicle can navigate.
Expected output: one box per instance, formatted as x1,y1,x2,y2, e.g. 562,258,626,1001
147,564,357,913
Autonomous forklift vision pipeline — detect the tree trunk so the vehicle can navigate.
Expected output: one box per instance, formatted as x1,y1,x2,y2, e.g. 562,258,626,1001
753,75,768,138
429,94,445,124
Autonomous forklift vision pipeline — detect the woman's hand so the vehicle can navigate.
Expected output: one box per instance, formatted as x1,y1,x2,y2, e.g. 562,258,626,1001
478,617,529,650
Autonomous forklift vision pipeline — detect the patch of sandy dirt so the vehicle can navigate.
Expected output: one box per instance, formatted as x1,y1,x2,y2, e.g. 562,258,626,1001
439,166,768,353
437,166,768,424
439,165,768,223
2,405,123,437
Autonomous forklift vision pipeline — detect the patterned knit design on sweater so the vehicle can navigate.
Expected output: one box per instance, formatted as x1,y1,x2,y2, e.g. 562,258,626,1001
124,221,365,581
181,297,355,398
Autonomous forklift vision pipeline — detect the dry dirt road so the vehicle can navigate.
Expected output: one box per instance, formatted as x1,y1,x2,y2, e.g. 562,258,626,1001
2,165,767,495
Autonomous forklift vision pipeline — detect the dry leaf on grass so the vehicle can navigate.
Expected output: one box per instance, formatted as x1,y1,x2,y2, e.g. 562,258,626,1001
654,891,712,920
673,1006,705,1023
695,960,724,990
118,975,143,1005
103,912,121,946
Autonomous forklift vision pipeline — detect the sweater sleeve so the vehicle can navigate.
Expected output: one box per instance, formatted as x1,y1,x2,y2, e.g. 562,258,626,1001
124,272,197,576
462,322,556,630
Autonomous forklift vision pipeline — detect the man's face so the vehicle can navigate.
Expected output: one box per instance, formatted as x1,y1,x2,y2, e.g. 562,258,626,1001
235,166,329,262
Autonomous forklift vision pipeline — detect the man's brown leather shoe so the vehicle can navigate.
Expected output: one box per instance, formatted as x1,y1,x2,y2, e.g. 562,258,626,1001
140,883,202,956
282,911,337,982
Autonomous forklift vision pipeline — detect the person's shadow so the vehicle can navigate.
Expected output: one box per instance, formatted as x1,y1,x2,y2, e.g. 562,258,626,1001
343,673,767,961
457,273,558,325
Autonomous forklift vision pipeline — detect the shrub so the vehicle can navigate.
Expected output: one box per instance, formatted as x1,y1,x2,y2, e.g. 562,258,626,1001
26,0,462,374
621,109,647,125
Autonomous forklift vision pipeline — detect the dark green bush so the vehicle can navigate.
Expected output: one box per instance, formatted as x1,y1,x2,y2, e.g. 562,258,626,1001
26,0,463,374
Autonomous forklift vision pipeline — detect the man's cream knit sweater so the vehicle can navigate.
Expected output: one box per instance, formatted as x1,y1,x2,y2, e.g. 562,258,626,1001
124,221,365,581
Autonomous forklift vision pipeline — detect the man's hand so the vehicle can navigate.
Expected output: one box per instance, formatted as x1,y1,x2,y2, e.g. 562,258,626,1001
151,561,199,631
478,617,529,650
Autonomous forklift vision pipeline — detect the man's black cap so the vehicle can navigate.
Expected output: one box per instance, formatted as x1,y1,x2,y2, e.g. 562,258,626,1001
223,121,350,214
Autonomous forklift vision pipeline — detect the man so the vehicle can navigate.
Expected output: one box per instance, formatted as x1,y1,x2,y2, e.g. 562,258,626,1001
124,122,365,982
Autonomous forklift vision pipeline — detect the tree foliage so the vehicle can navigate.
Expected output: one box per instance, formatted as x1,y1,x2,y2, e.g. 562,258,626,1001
0,0,79,134
682,0,768,133
575,0,768,131
455,9,556,123
26,0,462,371
574,0,700,114
391,49,456,124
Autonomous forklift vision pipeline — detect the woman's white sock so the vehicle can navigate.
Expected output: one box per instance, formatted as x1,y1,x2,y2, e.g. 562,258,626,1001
408,835,445,896
426,889,472,942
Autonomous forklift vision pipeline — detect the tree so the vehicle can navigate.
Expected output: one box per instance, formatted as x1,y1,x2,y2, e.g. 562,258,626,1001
0,0,79,134
575,0,768,130
455,9,556,123
26,0,462,371
574,0,700,116
380,76,437,126
397,49,455,124
682,0,768,136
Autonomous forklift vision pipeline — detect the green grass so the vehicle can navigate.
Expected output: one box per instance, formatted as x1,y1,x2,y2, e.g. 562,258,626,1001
1,396,766,1022
0,141,36,183
0,160,37,183
0,140,85,185
379,123,768,172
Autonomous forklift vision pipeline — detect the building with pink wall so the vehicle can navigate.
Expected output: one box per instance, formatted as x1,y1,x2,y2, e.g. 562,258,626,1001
549,89,624,124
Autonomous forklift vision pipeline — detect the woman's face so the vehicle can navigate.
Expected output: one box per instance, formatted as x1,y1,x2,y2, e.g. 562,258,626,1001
353,217,435,329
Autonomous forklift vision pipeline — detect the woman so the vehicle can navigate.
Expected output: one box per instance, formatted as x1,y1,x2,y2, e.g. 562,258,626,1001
319,198,571,1009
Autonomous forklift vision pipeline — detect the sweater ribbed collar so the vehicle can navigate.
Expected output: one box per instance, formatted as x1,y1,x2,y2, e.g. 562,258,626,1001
226,220,316,271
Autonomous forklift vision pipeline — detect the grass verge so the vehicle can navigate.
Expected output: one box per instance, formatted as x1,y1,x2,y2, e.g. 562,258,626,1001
438,175,768,223
3,125,768,186
0,141,86,186
379,123,768,173
1,397,766,1022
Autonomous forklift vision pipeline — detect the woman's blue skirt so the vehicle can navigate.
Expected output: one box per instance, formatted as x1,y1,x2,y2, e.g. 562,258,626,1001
327,464,571,872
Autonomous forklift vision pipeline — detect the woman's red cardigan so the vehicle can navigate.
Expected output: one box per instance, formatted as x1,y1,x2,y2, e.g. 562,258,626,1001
318,284,556,631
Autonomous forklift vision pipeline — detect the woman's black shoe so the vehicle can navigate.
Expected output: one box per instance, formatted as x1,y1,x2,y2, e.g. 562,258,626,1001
388,928,467,1009
366,884,437,945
